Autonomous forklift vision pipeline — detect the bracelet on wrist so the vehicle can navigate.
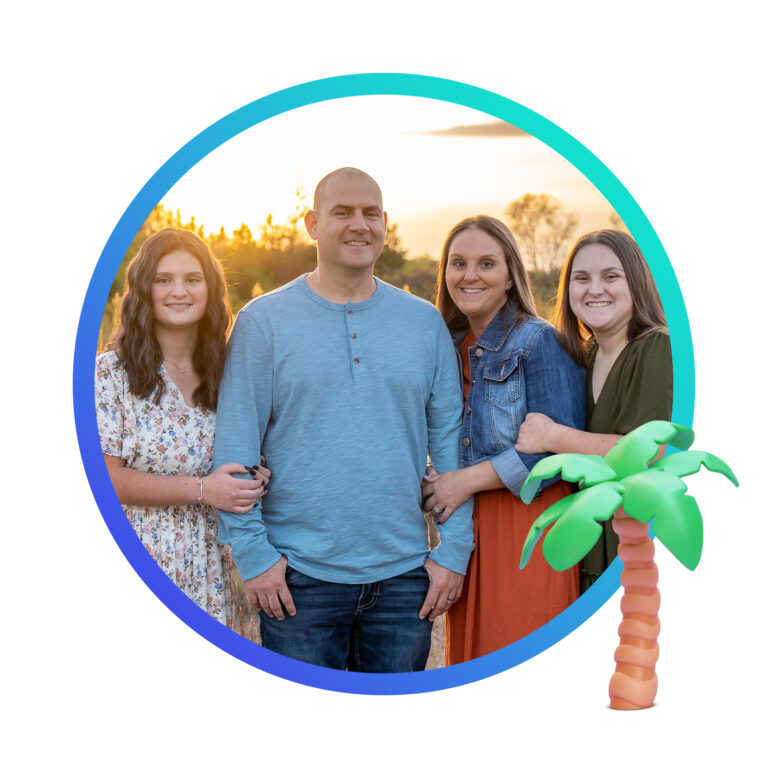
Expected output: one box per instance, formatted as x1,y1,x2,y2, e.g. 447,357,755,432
197,476,204,504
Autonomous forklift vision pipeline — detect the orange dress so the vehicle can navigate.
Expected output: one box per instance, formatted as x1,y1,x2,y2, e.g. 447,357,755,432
445,334,580,664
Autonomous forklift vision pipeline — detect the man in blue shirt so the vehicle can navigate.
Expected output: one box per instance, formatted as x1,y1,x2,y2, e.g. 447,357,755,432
214,168,474,671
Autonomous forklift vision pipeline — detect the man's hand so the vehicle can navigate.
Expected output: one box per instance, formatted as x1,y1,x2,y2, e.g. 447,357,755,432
418,558,464,620
243,557,296,620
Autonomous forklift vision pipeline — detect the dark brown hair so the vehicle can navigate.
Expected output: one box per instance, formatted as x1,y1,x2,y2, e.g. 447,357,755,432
436,215,537,333
553,229,667,364
113,228,232,409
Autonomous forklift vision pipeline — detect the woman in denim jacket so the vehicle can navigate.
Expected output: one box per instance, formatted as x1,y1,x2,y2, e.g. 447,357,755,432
422,216,585,664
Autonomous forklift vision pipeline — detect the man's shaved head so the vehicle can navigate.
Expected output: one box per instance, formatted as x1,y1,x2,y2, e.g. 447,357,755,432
312,167,383,212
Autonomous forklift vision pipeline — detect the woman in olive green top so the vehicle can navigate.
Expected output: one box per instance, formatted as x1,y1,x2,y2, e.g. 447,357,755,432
515,230,672,592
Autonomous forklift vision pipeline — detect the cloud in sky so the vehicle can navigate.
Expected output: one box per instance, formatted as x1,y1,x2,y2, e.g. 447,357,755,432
416,120,528,138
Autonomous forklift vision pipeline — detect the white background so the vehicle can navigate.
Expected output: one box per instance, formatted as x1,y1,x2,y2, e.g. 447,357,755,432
3,2,764,765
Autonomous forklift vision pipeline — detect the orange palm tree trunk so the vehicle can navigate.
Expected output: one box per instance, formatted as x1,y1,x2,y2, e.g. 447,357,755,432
608,509,660,710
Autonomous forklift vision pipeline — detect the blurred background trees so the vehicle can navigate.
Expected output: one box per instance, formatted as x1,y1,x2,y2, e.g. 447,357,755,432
505,192,577,273
100,192,595,349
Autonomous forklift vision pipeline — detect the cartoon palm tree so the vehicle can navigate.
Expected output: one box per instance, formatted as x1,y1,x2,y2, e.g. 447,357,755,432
519,420,737,710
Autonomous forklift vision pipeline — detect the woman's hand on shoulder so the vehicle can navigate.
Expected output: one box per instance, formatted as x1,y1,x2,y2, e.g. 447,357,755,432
204,463,268,514
515,412,555,454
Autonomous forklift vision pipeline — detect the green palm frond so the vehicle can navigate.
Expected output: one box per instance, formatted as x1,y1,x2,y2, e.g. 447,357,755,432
620,469,703,569
653,494,703,570
605,421,694,479
520,454,616,504
519,421,737,577
520,483,624,571
520,493,580,570
652,450,739,486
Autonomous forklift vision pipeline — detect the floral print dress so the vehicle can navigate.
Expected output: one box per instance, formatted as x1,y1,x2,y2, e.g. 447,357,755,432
95,351,232,626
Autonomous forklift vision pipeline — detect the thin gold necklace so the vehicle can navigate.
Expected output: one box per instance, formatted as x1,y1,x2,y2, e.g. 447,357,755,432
164,358,193,374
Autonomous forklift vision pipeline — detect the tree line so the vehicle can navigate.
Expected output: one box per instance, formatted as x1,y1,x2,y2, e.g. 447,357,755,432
100,193,609,349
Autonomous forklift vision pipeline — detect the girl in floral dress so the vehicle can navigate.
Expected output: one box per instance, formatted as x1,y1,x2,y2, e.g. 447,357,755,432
96,228,269,625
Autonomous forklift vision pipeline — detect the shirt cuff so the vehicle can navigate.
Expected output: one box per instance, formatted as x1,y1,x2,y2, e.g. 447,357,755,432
429,503,475,574
490,448,531,497
218,523,282,582
233,544,282,583
429,540,474,575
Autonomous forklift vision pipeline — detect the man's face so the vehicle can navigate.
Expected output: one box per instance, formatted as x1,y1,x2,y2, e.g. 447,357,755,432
305,173,387,274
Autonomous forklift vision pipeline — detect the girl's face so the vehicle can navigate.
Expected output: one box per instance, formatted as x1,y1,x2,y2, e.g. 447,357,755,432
445,228,512,334
569,243,633,339
151,249,209,331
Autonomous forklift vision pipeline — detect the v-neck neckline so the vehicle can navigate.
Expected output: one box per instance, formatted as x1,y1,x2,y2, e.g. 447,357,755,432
590,342,629,408
159,365,203,411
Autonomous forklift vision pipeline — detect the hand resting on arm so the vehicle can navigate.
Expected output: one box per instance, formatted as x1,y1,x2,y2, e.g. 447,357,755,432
103,455,270,514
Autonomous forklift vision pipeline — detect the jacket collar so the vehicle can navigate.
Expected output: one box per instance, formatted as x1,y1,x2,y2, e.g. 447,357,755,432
450,300,520,352
475,300,518,352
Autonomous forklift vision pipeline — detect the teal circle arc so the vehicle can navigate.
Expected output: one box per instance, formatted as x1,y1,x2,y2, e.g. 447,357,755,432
73,73,694,694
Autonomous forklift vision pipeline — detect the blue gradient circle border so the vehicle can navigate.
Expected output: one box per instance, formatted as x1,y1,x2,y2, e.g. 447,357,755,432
73,73,694,695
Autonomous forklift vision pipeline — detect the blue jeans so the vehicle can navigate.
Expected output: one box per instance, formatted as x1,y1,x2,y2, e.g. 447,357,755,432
259,565,433,672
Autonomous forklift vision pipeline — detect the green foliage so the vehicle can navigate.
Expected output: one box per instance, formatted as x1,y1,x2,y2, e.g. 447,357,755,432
520,421,738,572
652,451,739,485
520,486,623,570
521,453,618,503
604,421,694,479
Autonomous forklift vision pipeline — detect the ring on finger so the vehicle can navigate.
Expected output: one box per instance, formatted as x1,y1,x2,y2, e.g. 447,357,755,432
432,506,442,516
447,596,456,602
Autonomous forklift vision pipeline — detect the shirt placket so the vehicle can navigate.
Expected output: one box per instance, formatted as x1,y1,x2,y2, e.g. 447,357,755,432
344,305,362,385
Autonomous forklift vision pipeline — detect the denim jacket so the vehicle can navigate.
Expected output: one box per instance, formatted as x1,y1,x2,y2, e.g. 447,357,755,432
455,301,586,497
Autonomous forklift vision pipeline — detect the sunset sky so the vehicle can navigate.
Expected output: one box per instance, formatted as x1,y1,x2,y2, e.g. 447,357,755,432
161,96,617,259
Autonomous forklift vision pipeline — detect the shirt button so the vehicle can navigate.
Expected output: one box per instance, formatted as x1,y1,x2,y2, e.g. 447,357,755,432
353,358,360,364
347,310,353,316
466,405,471,414
462,437,471,447
475,347,483,357
350,333,357,339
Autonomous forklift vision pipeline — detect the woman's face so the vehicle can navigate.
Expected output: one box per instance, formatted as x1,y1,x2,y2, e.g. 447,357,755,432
569,243,633,339
151,249,209,331
445,228,512,334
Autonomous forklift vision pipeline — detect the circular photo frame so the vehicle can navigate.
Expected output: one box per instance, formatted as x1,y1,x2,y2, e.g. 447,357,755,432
74,73,694,694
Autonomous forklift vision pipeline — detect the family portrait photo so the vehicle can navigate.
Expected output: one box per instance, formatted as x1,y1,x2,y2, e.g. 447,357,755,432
6,3,763,765
94,95,672,679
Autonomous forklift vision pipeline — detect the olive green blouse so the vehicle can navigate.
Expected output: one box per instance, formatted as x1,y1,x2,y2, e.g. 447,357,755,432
581,331,673,592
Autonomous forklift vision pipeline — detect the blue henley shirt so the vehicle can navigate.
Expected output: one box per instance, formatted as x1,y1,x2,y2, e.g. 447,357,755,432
213,275,475,584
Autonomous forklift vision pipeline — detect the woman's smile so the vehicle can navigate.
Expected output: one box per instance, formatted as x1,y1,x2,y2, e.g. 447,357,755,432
446,228,512,335
569,243,633,338
151,248,209,330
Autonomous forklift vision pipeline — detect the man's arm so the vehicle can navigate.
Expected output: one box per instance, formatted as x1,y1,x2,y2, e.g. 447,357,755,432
213,312,283,581
422,319,475,579
214,311,296,619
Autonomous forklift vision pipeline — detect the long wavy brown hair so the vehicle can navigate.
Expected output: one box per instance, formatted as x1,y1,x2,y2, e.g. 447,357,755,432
113,228,232,409
553,229,668,365
436,215,537,334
